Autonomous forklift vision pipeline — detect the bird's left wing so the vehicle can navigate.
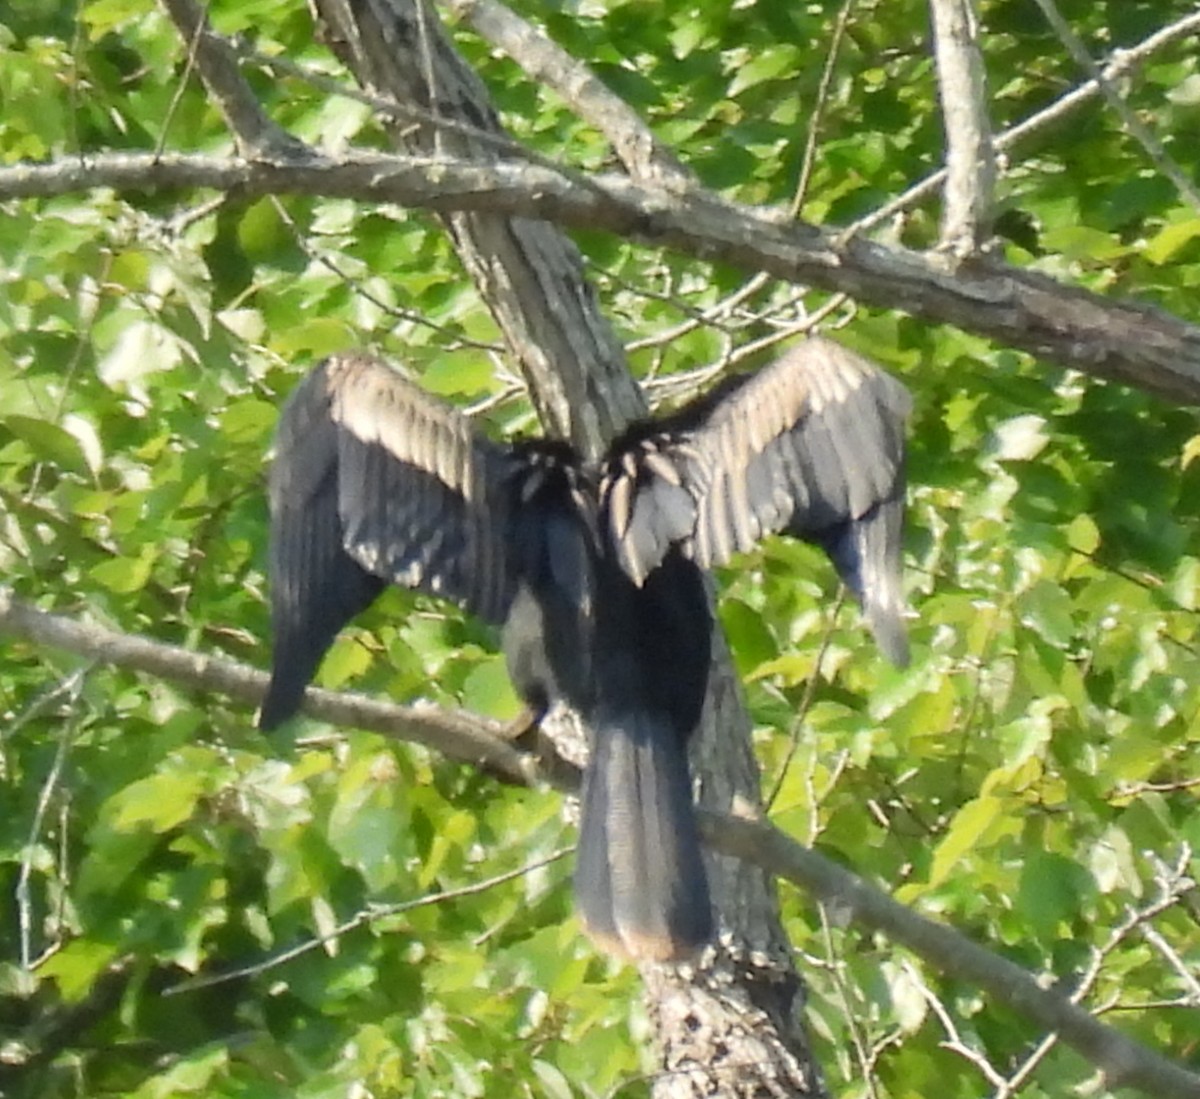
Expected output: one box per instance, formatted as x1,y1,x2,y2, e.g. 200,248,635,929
602,338,911,664
261,352,518,728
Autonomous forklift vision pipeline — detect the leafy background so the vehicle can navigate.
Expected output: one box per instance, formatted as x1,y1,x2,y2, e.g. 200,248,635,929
2,0,1199,1096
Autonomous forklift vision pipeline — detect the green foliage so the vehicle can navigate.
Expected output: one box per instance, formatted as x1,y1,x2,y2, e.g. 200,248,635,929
3,1,1200,1096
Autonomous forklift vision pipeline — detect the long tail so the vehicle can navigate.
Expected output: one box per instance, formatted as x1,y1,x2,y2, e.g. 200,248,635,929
574,706,712,962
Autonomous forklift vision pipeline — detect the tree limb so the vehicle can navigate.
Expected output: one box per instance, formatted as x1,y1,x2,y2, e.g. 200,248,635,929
849,8,1200,235
4,588,1199,1099
1030,0,1200,213
443,0,694,190
0,588,536,787
928,0,996,255
307,0,644,458
157,0,309,158
706,816,1200,1099
3,150,1197,402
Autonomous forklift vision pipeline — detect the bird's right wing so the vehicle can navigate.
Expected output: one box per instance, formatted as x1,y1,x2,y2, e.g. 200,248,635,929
602,338,911,664
261,353,518,728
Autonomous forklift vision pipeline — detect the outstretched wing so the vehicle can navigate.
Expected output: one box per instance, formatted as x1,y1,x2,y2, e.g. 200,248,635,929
601,338,911,664
260,352,518,729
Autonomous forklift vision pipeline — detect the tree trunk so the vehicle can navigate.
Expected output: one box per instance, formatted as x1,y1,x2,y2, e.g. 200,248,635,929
307,0,826,1092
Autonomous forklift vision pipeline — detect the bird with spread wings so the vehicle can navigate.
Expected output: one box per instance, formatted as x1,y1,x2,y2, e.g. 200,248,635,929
260,338,911,961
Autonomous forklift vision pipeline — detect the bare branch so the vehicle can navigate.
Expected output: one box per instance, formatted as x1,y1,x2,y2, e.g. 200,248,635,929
3,150,1198,402
15,668,88,971
705,814,1200,1099
906,960,1008,1088
0,589,538,788
928,0,995,256
164,846,573,995
851,9,1200,235
443,0,693,190
156,0,309,158
5,589,1200,1098
792,0,854,219
1030,0,1200,213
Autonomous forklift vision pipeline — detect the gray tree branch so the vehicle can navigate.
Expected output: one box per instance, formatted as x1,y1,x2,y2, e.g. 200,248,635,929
928,0,996,255
0,588,534,787
157,0,309,158
2,149,1197,403
443,0,694,190
4,589,1199,1099
849,8,1200,234
1030,0,1200,213
306,0,643,458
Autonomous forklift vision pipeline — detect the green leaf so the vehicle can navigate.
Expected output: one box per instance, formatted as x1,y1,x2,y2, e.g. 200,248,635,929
128,1045,229,1098
218,396,276,444
1017,580,1075,648
1018,852,1094,937
90,547,156,594
2,414,89,474
327,750,406,891
462,655,521,719
1144,216,1200,264
532,1060,576,1099
39,939,120,1002
421,353,498,397
95,319,184,388
719,597,778,674
108,768,208,833
727,45,800,97
928,796,1002,887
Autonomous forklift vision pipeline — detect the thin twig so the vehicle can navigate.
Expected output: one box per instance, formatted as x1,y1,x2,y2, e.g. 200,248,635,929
765,587,846,812
792,0,853,218
1030,0,1200,212
906,959,1009,1087
444,0,693,190
157,0,307,157
266,194,506,354
847,8,1200,236
13,667,90,971
164,845,573,994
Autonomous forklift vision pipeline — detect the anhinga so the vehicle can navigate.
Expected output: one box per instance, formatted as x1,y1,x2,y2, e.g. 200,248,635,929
260,338,910,961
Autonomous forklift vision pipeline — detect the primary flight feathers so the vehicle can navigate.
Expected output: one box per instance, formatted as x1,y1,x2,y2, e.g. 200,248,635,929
261,338,910,959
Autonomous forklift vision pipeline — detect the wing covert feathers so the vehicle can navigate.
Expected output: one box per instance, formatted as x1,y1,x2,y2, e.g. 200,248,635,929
601,337,911,663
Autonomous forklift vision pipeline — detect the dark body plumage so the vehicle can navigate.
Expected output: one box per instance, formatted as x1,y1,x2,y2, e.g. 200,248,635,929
260,339,911,960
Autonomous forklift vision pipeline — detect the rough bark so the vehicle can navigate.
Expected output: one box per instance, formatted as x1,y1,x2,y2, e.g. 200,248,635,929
928,0,995,256
303,0,824,1093
309,0,640,457
6,149,1199,403
6,589,1200,1099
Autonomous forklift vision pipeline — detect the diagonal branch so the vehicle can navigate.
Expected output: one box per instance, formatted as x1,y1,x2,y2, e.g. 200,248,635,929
308,0,643,457
851,9,1200,235
0,588,536,787
443,0,693,190
707,817,1200,1099
156,0,310,157
4,587,1198,1099
3,150,1198,402
1030,0,1200,213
